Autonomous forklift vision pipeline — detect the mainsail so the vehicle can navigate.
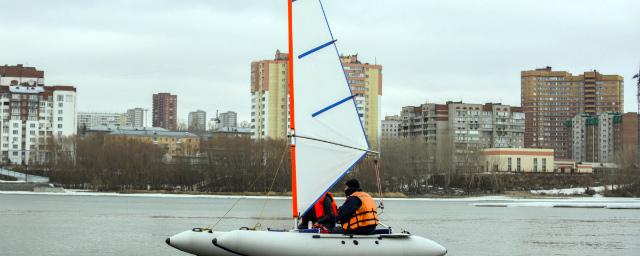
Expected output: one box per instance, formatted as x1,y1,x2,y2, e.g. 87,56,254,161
289,0,370,217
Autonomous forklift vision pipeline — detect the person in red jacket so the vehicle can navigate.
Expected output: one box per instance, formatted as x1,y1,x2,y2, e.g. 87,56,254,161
298,192,338,231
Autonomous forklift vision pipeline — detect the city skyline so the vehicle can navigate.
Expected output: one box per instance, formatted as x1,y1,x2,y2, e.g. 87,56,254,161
1,0,639,124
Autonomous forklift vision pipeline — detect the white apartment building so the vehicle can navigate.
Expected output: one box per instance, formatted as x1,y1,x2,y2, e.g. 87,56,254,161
400,101,525,171
219,111,238,130
569,112,636,163
188,110,207,132
0,65,77,164
78,112,125,131
381,115,401,138
126,107,145,128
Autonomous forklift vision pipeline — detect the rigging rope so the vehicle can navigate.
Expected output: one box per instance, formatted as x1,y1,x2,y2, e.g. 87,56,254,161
208,141,289,230
374,158,385,215
253,143,290,229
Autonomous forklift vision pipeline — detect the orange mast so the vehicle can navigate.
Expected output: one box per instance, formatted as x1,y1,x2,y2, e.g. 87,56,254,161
287,0,298,219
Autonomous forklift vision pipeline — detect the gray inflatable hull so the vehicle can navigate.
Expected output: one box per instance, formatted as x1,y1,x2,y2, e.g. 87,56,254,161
168,229,447,256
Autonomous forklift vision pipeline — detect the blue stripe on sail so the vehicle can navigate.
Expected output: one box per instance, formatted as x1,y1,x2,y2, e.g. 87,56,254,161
300,151,367,218
318,0,371,150
298,40,337,59
311,94,355,117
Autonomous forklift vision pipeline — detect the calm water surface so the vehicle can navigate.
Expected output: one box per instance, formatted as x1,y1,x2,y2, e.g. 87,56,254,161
1,193,639,256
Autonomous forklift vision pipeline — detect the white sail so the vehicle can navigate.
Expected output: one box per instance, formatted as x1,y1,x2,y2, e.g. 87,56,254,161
291,0,369,216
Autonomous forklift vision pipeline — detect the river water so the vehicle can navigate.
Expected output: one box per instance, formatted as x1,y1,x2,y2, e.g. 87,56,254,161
1,192,639,256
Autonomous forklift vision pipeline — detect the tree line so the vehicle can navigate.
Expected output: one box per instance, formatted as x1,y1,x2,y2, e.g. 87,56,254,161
17,134,640,196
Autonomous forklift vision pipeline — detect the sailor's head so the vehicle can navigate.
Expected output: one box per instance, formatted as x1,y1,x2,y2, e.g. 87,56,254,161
344,178,361,196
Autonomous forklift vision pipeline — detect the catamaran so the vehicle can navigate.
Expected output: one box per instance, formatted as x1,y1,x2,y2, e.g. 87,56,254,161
166,1,447,255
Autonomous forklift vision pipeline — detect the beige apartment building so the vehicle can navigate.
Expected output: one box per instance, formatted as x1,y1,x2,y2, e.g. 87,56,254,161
250,50,290,140
340,55,383,150
521,67,624,159
250,51,383,149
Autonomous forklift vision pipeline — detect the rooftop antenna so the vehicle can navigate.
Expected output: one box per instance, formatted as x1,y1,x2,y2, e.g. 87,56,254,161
213,110,220,131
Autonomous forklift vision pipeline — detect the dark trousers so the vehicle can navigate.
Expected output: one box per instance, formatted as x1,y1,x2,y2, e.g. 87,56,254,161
332,225,376,235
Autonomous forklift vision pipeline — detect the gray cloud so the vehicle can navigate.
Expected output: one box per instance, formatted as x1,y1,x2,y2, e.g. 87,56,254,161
1,0,639,122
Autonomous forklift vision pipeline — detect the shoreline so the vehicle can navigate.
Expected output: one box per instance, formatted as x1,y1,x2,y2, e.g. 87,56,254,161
1,189,639,201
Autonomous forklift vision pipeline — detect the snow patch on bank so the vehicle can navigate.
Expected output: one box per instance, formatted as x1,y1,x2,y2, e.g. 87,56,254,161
529,186,612,196
0,189,292,200
471,195,640,209
1,189,638,206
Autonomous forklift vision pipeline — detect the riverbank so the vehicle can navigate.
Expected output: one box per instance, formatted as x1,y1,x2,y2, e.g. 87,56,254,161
2,188,636,201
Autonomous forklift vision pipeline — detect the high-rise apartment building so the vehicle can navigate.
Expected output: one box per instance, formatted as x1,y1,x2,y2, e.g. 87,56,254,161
521,67,624,159
340,54,383,149
250,51,383,149
251,50,290,140
219,111,237,131
78,112,125,131
188,110,207,132
381,115,401,138
152,93,177,131
0,65,77,164
569,112,638,163
400,101,524,170
126,107,145,128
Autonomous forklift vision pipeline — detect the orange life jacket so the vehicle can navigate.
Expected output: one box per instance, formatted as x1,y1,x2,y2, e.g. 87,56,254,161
342,191,378,230
313,192,338,219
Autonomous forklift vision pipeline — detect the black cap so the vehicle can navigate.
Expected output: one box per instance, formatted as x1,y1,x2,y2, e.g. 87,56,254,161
346,179,360,189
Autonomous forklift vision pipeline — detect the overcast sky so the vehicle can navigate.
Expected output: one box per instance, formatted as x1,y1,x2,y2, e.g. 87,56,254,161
1,0,639,124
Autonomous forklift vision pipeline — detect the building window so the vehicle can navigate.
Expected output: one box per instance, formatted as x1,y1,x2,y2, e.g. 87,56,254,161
516,158,521,172
57,124,62,129
57,95,64,101
508,158,512,172
542,159,547,172
533,158,538,172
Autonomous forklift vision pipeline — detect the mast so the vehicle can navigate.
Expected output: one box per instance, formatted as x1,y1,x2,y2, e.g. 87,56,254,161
287,0,299,219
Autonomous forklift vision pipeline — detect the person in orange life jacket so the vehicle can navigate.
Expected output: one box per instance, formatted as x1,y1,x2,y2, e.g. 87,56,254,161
333,179,378,235
298,192,338,230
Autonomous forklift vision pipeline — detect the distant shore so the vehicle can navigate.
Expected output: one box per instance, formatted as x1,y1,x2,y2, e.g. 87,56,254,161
1,187,618,200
